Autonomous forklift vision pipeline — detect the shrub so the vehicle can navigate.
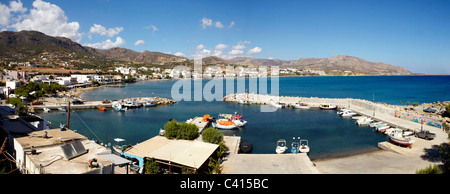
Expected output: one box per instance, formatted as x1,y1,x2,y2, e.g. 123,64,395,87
415,164,443,174
144,157,160,174
202,128,224,144
164,120,180,140
163,120,199,140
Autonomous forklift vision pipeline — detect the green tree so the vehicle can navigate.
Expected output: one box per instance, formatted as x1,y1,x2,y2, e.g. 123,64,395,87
406,101,410,106
179,122,199,140
164,120,180,140
202,128,224,144
144,157,160,174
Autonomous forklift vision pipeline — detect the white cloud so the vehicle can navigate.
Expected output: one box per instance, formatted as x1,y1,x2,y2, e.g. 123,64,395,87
89,24,123,37
248,47,262,55
196,44,206,50
228,41,251,56
144,24,158,32
0,3,11,26
84,37,125,49
134,40,145,46
215,21,223,29
201,17,212,29
9,0,27,13
174,52,186,57
214,43,228,51
0,0,27,26
11,0,82,42
228,21,235,28
228,49,244,55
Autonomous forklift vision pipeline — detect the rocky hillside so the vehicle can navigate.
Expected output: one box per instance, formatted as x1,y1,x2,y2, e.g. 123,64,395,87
230,55,412,75
0,30,188,65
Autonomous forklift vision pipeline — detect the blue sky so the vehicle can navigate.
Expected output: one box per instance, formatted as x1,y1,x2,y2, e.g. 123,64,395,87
1,0,450,74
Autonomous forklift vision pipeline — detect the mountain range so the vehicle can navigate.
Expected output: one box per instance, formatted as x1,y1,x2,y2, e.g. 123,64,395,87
0,30,411,75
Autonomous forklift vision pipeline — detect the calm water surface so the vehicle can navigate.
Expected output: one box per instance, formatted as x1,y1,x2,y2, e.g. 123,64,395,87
40,76,450,160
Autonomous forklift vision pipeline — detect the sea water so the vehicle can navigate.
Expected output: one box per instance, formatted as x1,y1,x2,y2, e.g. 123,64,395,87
39,76,450,160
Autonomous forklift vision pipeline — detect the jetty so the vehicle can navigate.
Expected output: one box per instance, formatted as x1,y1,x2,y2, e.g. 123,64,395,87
30,96,176,111
220,93,448,174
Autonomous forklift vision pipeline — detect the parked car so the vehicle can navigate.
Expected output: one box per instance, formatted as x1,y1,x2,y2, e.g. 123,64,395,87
423,108,437,113
71,100,84,105
31,101,44,105
415,130,436,140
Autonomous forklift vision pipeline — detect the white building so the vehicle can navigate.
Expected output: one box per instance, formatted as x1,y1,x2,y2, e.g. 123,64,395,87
71,74,94,84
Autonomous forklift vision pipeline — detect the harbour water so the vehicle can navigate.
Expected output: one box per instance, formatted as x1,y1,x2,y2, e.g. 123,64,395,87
39,75,450,160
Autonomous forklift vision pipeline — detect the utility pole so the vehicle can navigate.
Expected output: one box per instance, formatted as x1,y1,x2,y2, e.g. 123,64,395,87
66,97,71,129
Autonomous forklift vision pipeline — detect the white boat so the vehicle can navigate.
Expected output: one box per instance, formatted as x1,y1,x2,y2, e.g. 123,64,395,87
351,116,364,120
159,128,165,136
337,108,350,115
123,100,140,109
238,98,251,105
299,139,310,153
356,117,373,125
112,102,127,112
143,100,157,107
376,125,390,133
112,138,127,154
43,108,51,113
58,106,66,112
320,103,337,110
384,128,396,135
341,110,357,117
389,129,415,148
369,121,384,128
293,102,310,109
275,139,288,154
212,113,242,129
269,100,285,108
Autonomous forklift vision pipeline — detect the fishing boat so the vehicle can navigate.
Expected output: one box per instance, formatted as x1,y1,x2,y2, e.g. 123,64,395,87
299,139,310,153
43,108,51,113
216,113,248,127
389,129,415,148
112,138,128,154
293,102,310,109
320,103,337,110
384,128,396,135
98,106,107,111
275,139,288,154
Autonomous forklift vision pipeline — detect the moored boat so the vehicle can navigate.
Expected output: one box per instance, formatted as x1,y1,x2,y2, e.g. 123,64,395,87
299,139,310,153
341,110,357,117
275,139,288,154
43,108,51,113
389,129,415,148
320,103,337,110
293,102,310,109
98,106,107,111
291,141,299,153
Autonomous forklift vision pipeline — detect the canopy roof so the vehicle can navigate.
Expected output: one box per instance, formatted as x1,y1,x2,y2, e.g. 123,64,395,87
124,136,218,169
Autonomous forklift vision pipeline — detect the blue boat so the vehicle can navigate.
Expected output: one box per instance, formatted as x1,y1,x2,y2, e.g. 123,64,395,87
291,141,299,153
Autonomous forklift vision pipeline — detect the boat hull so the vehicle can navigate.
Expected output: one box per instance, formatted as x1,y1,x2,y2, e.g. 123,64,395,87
389,136,415,147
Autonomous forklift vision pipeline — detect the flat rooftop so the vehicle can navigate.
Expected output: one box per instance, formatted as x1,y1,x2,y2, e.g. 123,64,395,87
15,128,87,149
26,139,113,174
125,136,219,170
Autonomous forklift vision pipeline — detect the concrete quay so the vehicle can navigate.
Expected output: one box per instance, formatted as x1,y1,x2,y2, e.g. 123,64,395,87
221,93,448,174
